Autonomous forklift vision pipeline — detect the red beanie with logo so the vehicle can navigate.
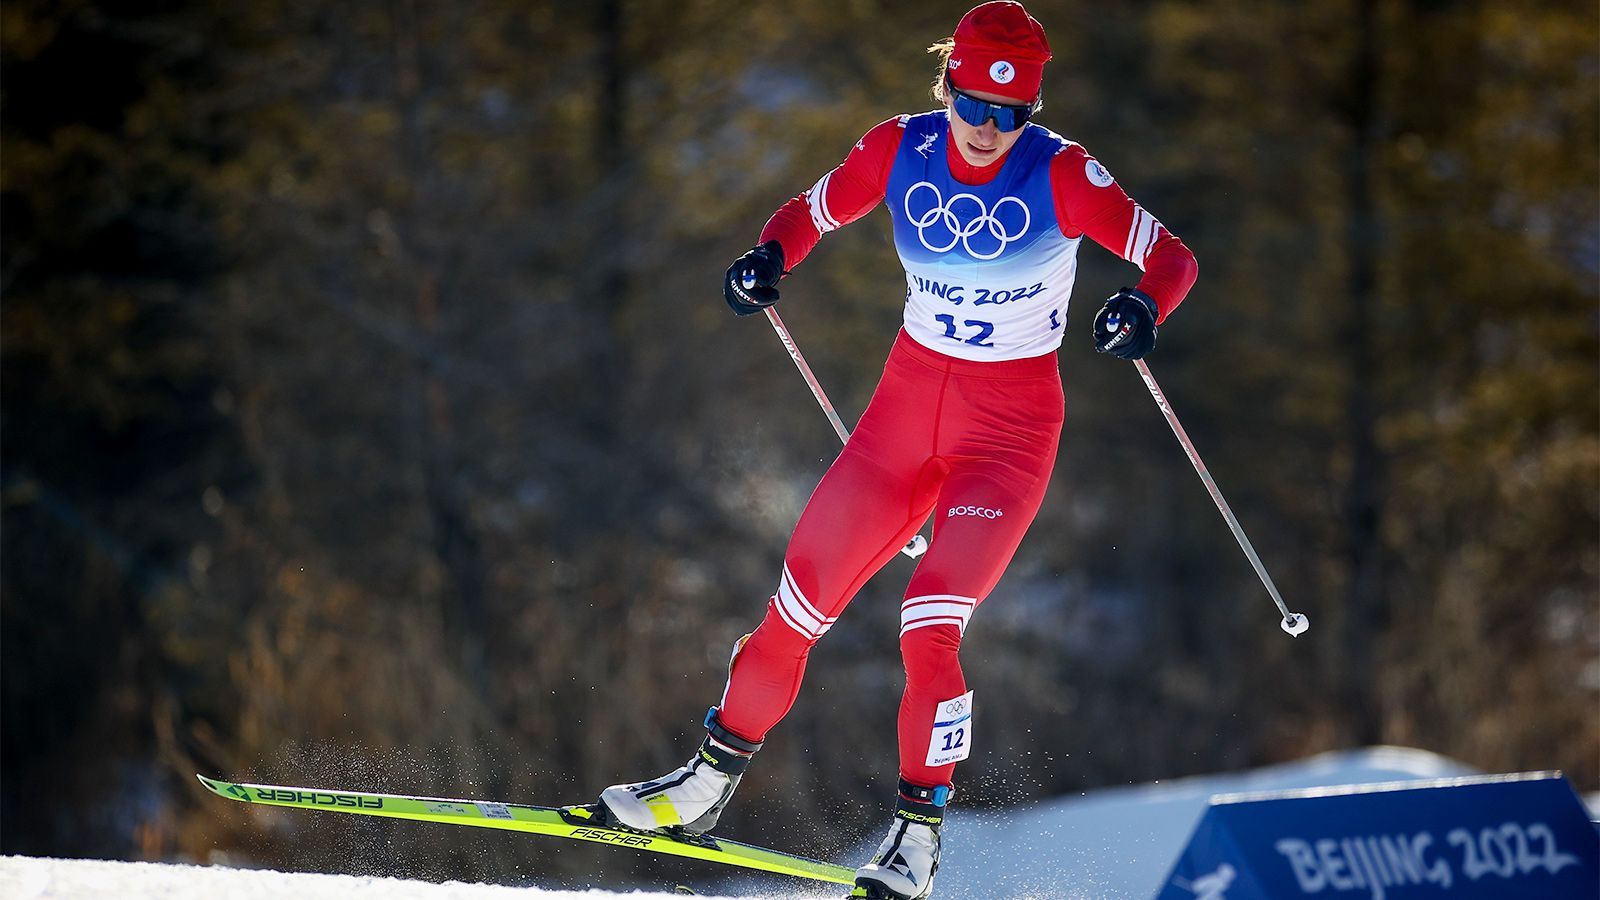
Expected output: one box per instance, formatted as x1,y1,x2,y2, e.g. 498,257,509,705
946,1,1052,104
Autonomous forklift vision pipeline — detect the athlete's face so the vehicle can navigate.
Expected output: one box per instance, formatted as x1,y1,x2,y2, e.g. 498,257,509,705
944,85,1028,167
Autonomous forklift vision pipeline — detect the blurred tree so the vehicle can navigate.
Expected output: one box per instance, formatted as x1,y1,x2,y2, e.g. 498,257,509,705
2,0,243,861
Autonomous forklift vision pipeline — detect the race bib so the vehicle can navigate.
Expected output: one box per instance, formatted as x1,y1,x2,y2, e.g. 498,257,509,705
925,691,974,767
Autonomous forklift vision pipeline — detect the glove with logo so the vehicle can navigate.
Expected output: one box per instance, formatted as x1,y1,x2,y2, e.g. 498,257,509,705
723,241,786,316
1092,287,1159,360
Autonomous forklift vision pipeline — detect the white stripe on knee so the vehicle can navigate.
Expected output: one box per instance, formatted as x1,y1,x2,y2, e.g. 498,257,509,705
900,594,977,637
773,564,836,640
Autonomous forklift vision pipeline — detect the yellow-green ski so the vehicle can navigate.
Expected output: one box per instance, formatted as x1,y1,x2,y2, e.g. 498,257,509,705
197,774,853,885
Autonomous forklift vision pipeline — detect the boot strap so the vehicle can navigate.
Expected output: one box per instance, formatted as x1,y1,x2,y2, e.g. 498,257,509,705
696,708,761,777
696,734,753,776
895,777,950,828
703,707,764,754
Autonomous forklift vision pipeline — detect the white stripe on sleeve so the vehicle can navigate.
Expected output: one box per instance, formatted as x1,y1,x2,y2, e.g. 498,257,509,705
806,171,841,234
1125,206,1164,272
1123,207,1146,261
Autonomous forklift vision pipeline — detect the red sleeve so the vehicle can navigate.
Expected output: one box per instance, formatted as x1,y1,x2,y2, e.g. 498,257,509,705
1049,144,1198,324
758,116,906,270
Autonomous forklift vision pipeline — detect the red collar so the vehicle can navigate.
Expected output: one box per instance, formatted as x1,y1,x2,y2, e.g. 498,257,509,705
945,127,1011,185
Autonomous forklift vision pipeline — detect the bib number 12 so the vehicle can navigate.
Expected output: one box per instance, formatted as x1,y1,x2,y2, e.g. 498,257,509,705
934,314,995,348
925,690,974,767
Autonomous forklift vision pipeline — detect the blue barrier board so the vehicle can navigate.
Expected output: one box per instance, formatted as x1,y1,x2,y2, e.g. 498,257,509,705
1156,771,1598,899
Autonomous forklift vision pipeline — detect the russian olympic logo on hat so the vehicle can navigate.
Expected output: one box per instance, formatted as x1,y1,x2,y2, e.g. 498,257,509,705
989,60,1015,84
1085,159,1115,188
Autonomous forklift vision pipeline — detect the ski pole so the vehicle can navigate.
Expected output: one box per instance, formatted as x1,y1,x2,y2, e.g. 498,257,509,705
1132,359,1309,636
762,306,928,559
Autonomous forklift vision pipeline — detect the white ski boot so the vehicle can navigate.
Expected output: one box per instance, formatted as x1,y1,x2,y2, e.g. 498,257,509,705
598,708,762,835
851,779,948,899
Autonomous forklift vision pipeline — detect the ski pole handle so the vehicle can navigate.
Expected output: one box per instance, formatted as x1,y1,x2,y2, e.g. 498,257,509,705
1133,359,1308,637
762,307,927,560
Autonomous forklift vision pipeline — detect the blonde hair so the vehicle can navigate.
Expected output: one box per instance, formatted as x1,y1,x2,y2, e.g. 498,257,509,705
927,38,955,104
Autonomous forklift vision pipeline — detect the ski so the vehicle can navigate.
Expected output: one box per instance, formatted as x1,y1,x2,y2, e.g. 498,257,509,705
197,774,854,886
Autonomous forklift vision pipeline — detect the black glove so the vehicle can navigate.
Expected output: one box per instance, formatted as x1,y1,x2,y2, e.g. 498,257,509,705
1092,287,1159,360
723,241,786,316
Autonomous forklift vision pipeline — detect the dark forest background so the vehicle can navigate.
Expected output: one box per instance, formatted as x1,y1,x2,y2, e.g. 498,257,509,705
2,0,1596,889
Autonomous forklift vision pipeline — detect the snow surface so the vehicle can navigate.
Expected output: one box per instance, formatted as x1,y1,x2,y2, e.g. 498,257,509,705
925,745,1476,899
0,856,753,900
7,746,1582,900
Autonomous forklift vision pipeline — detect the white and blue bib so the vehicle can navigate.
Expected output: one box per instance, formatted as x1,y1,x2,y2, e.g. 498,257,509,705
887,111,1081,361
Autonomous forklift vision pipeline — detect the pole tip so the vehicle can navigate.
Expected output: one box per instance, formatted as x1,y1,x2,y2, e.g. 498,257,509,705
1281,612,1310,637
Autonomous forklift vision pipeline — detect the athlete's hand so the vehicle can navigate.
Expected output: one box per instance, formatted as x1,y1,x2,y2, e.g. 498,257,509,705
1092,287,1159,360
723,241,786,316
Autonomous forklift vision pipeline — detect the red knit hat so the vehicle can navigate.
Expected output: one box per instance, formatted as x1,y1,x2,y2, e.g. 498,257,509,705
946,1,1052,104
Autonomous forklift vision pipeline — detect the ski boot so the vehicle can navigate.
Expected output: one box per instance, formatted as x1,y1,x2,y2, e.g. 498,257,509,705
598,707,762,835
850,779,948,899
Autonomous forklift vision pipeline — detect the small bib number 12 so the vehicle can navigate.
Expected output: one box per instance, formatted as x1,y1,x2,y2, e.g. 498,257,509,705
925,691,974,767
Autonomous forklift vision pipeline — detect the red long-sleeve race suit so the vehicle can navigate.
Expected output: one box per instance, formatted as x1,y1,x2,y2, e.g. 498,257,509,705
716,113,1197,792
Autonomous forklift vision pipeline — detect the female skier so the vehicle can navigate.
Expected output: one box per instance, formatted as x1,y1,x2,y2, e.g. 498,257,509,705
597,3,1197,897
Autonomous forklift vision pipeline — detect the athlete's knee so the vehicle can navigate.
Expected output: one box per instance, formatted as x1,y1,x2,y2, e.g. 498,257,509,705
762,559,841,644
899,622,963,684
898,590,975,670
747,600,820,659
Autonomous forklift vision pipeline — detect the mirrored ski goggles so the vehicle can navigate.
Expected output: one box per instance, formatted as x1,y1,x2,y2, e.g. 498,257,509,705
945,74,1038,132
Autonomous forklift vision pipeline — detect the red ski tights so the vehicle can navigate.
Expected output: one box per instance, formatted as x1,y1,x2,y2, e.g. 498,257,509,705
717,331,1063,789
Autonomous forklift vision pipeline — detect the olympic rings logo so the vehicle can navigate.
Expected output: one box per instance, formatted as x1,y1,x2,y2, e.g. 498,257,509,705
903,181,1031,260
